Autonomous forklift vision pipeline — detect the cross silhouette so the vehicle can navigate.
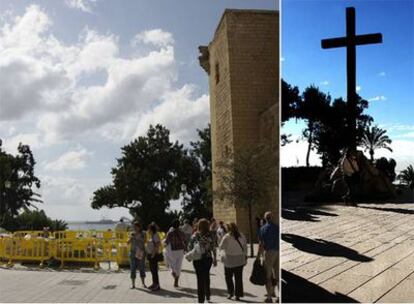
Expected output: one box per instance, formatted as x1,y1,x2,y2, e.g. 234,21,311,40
321,7,382,150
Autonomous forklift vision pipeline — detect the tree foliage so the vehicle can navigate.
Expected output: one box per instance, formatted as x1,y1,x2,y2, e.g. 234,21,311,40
0,140,42,226
281,79,301,146
3,209,68,232
297,86,331,166
214,148,273,256
181,125,213,220
91,124,191,230
311,95,373,166
398,165,414,189
361,125,392,162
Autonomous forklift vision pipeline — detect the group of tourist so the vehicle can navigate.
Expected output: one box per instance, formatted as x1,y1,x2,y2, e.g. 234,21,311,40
127,211,278,303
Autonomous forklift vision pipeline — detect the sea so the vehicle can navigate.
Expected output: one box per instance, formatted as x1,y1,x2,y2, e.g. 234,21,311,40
67,222,119,231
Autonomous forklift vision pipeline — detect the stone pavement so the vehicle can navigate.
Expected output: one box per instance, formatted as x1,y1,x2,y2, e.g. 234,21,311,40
0,253,276,303
282,202,414,303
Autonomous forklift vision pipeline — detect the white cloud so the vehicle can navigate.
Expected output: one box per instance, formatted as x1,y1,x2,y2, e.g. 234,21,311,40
320,80,329,86
38,175,131,221
2,133,42,153
0,5,209,220
44,147,93,171
378,71,386,77
281,57,285,62
132,29,174,47
132,85,210,143
281,137,322,167
65,0,97,13
368,95,387,102
356,85,361,92
374,139,414,171
0,6,183,145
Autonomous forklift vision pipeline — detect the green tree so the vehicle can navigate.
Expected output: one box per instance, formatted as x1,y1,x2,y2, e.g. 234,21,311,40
297,86,331,166
0,140,42,227
91,125,188,230
398,165,414,189
3,209,68,232
312,95,373,166
361,125,393,162
214,148,273,257
281,79,301,146
182,125,213,220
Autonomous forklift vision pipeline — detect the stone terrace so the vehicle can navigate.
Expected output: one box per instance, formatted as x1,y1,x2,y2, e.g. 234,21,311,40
0,253,275,303
282,202,414,303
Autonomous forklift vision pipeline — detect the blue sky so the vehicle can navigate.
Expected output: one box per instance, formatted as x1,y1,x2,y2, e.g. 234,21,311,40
0,0,276,221
282,0,414,170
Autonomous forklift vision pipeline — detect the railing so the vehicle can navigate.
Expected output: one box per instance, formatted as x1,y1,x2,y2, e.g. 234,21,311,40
0,230,165,269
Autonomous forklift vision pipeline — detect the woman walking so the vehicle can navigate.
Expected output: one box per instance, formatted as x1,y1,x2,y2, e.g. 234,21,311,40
146,223,161,291
219,223,247,301
128,222,147,289
165,219,187,287
188,218,217,303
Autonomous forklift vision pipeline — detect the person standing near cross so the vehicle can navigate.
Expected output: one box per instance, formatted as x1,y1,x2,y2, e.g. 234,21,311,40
321,7,382,151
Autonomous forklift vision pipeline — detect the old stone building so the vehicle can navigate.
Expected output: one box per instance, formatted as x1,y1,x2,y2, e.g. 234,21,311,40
199,9,279,239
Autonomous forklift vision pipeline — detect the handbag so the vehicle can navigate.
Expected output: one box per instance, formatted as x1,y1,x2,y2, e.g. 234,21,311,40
185,242,203,262
250,257,266,286
153,253,164,262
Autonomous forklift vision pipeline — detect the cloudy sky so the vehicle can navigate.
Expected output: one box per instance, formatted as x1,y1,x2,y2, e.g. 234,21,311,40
0,0,276,221
282,0,414,171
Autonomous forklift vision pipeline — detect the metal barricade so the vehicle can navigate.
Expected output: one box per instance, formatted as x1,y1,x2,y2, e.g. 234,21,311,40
3,237,49,267
0,230,165,269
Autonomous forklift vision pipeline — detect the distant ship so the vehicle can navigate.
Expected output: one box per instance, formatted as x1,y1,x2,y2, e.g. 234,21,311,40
85,217,116,224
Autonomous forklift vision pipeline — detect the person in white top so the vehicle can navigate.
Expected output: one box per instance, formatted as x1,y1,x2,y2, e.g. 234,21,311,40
180,219,193,244
219,223,247,301
216,221,227,245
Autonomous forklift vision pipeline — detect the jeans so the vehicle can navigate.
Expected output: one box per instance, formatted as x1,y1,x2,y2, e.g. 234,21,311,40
147,256,159,286
224,266,244,298
193,257,213,303
130,256,146,280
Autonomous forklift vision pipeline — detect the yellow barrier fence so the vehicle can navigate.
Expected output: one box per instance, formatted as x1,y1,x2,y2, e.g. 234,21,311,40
0,230,166,269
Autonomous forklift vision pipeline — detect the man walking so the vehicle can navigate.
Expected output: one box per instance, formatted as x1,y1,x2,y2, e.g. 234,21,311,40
258,211,279,303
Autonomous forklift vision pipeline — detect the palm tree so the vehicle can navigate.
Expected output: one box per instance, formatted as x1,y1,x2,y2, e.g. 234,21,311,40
361,126,392,162
398,165,414,189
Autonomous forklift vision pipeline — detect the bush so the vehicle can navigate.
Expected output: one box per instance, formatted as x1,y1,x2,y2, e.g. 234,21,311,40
2,209,67,232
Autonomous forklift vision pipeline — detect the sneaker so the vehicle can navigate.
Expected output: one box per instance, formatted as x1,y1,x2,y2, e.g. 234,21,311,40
265,298,273,303
227,295,233,300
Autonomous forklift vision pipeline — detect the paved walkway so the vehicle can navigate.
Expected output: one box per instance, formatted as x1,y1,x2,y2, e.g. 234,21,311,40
282,202,414,303
0,253,275,303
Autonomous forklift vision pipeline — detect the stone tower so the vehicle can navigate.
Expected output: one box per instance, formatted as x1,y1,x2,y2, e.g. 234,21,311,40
199,9,279,239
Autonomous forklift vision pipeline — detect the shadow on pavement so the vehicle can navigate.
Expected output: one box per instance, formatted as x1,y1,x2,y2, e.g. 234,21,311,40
282,207,338,222
179,287,256,298
359,206,414,215
282,269,359,303
136,287,197,298
282,234,373,262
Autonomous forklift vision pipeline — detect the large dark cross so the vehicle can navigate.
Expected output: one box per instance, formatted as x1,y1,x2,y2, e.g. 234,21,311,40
321,7,382,151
